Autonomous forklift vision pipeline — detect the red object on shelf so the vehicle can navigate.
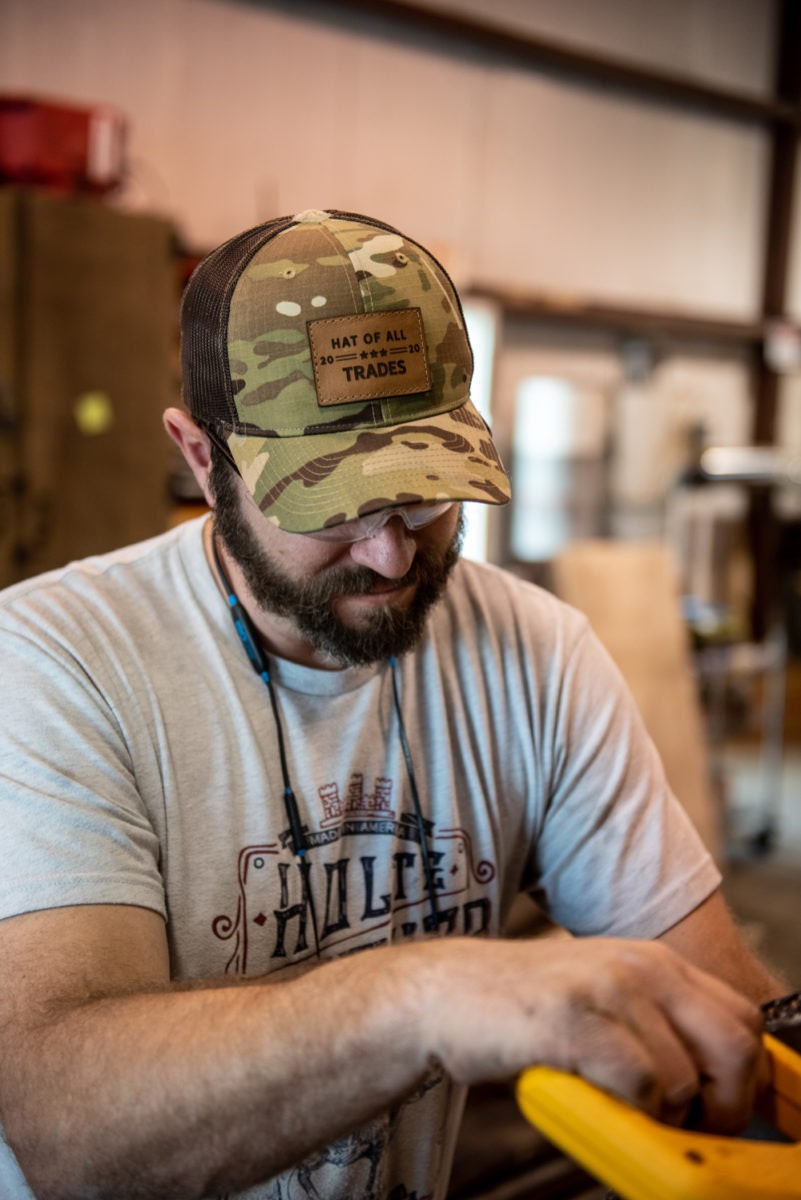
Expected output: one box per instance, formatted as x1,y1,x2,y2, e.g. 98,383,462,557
0,95,126,194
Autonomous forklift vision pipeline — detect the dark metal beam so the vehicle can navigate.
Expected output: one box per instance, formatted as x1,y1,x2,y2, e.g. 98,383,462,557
320,0,801,129
468,285,764,349
750,0,801,638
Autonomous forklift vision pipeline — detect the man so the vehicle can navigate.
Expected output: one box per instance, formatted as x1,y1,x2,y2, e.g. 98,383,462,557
0,209,782,1200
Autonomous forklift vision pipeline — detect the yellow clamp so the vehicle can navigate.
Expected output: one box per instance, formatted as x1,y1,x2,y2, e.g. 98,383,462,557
516,1033,801,1200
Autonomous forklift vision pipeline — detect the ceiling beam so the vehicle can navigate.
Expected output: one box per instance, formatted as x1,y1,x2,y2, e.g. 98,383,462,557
322,0,801,129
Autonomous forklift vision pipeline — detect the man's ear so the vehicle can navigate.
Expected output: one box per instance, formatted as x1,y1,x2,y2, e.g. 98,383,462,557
163,408,215,507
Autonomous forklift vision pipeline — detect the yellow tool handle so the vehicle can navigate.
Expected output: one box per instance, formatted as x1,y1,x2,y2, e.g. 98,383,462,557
516,1034,801,1200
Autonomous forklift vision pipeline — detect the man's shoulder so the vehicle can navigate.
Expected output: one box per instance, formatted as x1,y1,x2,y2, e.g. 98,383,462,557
0,519,206,636
446,557,582,626
430,558,591,670
2,520,203,598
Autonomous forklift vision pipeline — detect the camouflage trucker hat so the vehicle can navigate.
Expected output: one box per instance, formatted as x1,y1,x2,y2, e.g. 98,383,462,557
181,208,510,533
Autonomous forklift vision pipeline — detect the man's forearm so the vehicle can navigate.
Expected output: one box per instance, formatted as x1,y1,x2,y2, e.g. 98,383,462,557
2,933,771,1200
657,889,788,1005
3,948,431,1200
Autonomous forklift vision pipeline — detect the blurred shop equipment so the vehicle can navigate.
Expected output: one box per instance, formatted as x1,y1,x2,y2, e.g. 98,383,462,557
509,376,608,567
0,187,176,586
701,445,801,487
0,94,126,195
666,438,793,858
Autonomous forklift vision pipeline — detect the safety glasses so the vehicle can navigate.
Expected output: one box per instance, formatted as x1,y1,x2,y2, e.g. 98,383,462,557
308,501,456,544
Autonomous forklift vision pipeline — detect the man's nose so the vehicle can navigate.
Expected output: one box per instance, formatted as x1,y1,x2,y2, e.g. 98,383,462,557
347,517,417,578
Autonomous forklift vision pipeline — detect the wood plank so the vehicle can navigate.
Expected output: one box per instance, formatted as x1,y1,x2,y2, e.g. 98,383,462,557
551,539,721,860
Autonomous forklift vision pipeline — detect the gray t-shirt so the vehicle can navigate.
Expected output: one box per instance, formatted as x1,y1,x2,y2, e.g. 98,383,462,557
0,518,720,1198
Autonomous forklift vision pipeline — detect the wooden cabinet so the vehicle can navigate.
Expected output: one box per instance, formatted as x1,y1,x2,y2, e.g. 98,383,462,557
0,188,176,586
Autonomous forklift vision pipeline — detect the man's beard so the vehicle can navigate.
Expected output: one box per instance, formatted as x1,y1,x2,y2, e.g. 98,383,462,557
210,454,464,667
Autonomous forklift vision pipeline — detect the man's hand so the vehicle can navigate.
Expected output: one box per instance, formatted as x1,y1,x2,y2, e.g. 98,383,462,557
417,935,767,1133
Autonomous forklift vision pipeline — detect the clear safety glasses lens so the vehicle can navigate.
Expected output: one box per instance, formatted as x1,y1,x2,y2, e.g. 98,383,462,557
309,501,455,544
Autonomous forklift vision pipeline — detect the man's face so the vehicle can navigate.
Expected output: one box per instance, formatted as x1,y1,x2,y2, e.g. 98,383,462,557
210,452,464,667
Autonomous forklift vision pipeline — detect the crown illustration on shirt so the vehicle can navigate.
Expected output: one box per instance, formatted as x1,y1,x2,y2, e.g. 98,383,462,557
319,774,396,823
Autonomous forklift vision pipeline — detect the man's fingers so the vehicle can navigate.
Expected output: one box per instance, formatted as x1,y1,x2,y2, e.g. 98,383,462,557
633,1006,701,1123
569,1015,697,1122
561,947,766,1131
650,959,766,1132
565,1009,663,1114
565,1005,699,1120
683,1021,766,1133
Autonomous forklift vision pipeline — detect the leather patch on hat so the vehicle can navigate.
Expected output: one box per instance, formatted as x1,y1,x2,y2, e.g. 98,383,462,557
308,308,430,406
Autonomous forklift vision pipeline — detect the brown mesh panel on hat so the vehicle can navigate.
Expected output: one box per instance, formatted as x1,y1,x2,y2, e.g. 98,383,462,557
180,215,296,428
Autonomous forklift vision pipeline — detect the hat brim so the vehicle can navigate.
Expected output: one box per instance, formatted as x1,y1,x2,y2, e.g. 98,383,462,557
224,399,510,534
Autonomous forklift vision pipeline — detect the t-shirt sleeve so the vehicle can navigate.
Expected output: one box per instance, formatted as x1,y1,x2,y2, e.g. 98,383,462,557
0,620,166,923
529,615,721,940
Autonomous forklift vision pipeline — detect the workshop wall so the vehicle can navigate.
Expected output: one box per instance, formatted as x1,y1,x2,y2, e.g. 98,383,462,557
3,0,798,587
0,0,784,321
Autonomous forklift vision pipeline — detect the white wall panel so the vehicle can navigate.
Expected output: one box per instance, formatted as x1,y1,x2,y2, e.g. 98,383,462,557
0,0,779,319
470,68,768,317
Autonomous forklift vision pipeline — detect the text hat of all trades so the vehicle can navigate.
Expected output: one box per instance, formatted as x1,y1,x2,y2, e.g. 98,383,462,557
181,208,511,534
